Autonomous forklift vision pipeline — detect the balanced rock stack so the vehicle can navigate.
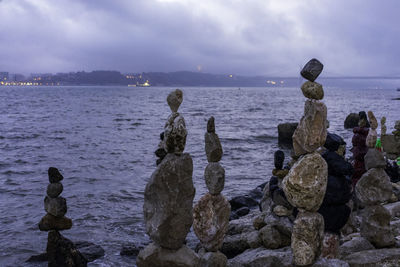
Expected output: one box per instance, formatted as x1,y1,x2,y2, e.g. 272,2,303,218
38,167,87,267
137,89,199,267
351,111,370,188
193,116,230,267
381,120,400,159
355,111,395,248
282,58,328,266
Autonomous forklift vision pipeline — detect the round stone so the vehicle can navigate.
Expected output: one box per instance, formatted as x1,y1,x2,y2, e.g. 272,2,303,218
301,81,324,100
205,162,225,195
166,89,183,113
47,182,63,198
44,196,67,217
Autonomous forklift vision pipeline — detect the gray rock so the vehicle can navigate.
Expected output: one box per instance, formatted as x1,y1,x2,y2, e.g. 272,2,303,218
120,243,143,257
258,213,292,249
338,237,374,258
143,153,195,249
367,111,378,130
277,122,298,144
292,100,328,156
227,247,293,267
221,233,250,259
46,183,63,198
355,168,392,206
360,205,395,248
199,251,227,267
381,134,400,158
384,201,400,218
282,152,328,212
313,258,349,267
48,167,63,183
164,113,187,154
137,243,199,267
167,89,183,113
44,196,67,217
204,162,225,195
344,113,359,129
75,241,105,262
301,81,324,100
227,212,257,235
246,230,262,248
207,116,215,133
364,149,386,170
205,132,223,162
259,183,272,212
38,214,72,231
343,248,400,267
300,58,324,82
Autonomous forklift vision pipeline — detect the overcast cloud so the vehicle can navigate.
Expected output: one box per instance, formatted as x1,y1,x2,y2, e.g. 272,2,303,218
0,0,399,76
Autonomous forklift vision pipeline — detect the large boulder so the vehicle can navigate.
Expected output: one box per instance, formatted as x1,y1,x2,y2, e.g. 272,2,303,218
344,113,359,129
277,122,298,144
355,168,392,206
292,100,328,156
143,153,195,249
282,152,328,212
193,193,231,252
364,149,386,170
343,248,400,267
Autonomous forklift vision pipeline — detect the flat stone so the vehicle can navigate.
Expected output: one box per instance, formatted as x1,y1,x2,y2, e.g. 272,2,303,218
39,214,72,231
227,247,293,267
365,128,377,148
143,153,195,250
199,251,227,267
355,168,392,206
207,116,215,133
48,167,63,183
344,113,359,129
167,89,183,113
343,248,400,267
367,111,378,130
205,132,223,162
301,81,324,100
338,237,374,258
75,241,105,262
384,201,400,217
291,211,324,266
44,196,67,217
300,58,324,82
46,182,63,198
364,149,386,170
137,243,199,267
293,100,328,156
193,193,230,251
204,162,225,195
283,152,328,212
164,113,187,154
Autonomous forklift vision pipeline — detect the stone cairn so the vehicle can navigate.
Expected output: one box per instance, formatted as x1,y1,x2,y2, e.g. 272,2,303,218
382,119,400,159
355,111,395,248
282,58,328,266
38,167,87,267
137,89,199,267
351,111,369,188
193,116,231,267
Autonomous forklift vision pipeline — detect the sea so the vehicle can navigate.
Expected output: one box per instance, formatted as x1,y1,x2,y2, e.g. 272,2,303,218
0,80,399,266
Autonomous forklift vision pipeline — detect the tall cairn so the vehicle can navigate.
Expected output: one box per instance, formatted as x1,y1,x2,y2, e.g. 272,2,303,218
38,167,87,267
193,117,231,267
282,58,328,266
355,111,395,248
137,89,199,267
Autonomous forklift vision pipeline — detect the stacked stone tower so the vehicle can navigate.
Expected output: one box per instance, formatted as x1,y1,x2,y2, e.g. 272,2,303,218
39,167,87,267
282,58,328,266
355,111,395,248
137,89,199,267
193,117,231,267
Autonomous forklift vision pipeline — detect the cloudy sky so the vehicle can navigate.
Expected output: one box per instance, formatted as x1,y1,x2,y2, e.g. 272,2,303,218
0,0,399,76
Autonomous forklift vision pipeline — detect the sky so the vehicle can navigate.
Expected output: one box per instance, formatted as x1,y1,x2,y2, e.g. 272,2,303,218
0,0,400,77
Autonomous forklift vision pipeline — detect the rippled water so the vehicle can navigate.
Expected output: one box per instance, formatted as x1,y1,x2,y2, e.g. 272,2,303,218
0,83,399,266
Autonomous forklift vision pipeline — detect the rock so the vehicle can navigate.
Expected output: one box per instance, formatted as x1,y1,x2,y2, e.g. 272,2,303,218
301,81,324,100
273,205,292,217
120,243,144,257
167,89,183,113
48,167,63,183
365,128,377,148
26,253,48,262
205,132,223,162
343,248,400,267
248,186,264,201
259,224,290,249
39,214,72,231
367,111,378,130
44,196,67,217
360,205,395,248
137,243,199,267
364,149,386,170
358,111,370,128
227,246,293,267
395,120,400,130
338,237,374,258
227,212,257,235
46,183,63,198
204,162,225,195
292,100,328,156
229,196,259,211
164,113,187,154
193,193,230,252
75,241,105,262
381,134,400,157
313,258,349,267
199,251,227,267
207,116,215,133
300,58,324,82
384,201,400,218
47,230,87,267
246,230,262,248
274,150,285,169
344,113,359,129
381,117,387,135
282,152,328,212
277,122,298,145
143,153,195,250
272,169,289,179
291,211,324,266
220,234,250,259
259,184,272,212
355,168,392,206
321,232,339,259
235,207,250,217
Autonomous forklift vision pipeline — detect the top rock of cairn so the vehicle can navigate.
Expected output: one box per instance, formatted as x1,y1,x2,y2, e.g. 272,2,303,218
300,58,324,82
167,89,183,113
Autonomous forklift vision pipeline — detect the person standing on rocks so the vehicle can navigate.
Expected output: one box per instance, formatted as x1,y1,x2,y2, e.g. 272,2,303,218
351,111,370,188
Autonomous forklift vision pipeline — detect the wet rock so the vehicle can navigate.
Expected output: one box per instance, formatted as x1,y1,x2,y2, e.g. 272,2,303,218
204,162,225,195
343,248,400,267
364,149,386,170
75,241,105,262
48,167,63,183
39,214,72,231
365,128,377,148
277,122,298,144
291,211,324,266
300,58,324,82
355,168,392,206
207,116,215,133
120,243,144,257
164,113,187,154
292,100,328,156
205,132,223,162
167,89,183,113
301,81,324,100
338,237,374,258
143,153,195,250
344,113,359,129
229,196,259,211
137,243,199,267
199,251,227,267
44,196,67,217
46,182,63,198
193,193,230,252
227,246,293,267
282,152,328,212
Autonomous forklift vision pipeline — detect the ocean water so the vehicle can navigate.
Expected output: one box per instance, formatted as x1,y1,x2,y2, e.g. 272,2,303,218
0,82,399,266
